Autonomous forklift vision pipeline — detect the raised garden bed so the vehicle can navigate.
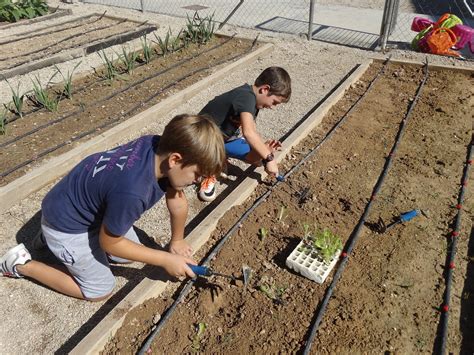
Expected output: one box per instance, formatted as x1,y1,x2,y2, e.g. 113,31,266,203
0,12,156,78
97,60,473,353
0,6,71,29
0,34,271,213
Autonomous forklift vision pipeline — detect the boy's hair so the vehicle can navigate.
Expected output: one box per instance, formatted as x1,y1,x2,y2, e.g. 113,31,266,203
158,114,226,177
254,66,291,102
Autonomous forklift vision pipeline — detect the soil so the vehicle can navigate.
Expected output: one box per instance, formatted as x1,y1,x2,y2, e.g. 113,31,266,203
0,35,258,186
0,13,149,71
103,62,473,354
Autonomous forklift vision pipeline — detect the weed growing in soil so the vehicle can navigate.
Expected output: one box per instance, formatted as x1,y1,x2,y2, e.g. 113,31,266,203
301,224,342,264
191,322,206,351
30,75,60,112
5,79,25,118
54,61,81,99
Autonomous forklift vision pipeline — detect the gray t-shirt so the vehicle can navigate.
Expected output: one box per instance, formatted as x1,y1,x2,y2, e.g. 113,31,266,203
199,83,259,140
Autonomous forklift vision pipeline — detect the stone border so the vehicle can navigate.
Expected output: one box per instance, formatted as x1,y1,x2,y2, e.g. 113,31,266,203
0,14,157,79
0,41,274,214
70,59,373,355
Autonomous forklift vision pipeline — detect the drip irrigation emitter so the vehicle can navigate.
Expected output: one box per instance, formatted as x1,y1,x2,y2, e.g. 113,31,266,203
0,36,255,179
3,34,236,126
437,134,473,355
303,60,429,355
136,58,391,354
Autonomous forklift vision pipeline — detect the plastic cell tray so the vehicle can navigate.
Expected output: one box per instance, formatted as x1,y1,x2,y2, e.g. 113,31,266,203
286,241,340,283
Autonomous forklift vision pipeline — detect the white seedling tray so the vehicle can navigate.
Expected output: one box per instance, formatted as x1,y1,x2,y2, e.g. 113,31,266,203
286,241,341,283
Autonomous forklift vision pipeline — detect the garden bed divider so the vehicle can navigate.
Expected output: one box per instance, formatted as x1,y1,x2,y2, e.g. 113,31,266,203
0,40,274,214
70,59,373,355
0,13,157,79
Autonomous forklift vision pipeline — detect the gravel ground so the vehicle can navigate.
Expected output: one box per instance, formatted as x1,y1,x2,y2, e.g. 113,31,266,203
0,1,472,353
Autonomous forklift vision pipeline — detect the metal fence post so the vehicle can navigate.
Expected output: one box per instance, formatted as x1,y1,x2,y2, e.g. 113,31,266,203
308,0,315,40
379,0,394,51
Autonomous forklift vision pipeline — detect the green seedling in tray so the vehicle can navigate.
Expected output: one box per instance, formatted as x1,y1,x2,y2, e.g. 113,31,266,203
301,223,342,264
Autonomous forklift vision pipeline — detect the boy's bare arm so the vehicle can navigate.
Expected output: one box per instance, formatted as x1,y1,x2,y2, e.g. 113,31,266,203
240,112,273,159
99,224,196,278
166,187,193,257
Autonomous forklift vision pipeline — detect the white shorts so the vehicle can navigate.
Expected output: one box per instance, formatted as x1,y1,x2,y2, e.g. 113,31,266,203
41,217,140,299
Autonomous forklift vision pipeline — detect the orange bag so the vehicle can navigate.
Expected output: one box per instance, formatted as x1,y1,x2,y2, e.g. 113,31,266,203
426,27,460,57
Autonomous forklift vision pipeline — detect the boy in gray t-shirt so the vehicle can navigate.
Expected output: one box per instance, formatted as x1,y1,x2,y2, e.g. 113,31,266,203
199,66,292,201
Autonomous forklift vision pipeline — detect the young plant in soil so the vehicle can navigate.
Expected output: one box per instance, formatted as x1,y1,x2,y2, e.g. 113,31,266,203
258,276,287,305
5,79,25,118
140,34,153,64
54,61,82,99
258,227,268,242
191,322,207,352
183,12,216,45
301,224,343,264
118,46,139,74
277,204,288,222
97,50,120,81
30,75,60,112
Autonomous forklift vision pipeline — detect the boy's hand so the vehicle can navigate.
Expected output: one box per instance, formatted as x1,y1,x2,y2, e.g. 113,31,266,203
266,139,282,153
264,160,279,177
169,239,193,258
162,253,196,279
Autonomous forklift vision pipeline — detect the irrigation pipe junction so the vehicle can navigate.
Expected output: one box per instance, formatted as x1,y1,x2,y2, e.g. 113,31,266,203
132,57,471,354
0,35,256,179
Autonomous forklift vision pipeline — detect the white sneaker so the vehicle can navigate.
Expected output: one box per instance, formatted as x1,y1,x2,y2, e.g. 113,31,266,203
0,244,31,278
198,175,217,202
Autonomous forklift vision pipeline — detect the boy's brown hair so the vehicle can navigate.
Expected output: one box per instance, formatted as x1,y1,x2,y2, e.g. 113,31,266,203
158,114,226,177
254,66,291,102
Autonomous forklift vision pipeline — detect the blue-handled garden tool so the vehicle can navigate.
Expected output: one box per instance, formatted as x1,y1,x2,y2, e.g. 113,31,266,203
188,264,235,280
376,209,420,233
187,264,251,286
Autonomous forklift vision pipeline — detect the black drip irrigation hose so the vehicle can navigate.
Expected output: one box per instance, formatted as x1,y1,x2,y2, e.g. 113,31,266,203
3,34,231,126
0,13,105,46
0,37,254,179
136,57,391,354
438,134,473,355
0,19,128,64
0,35,236,146
302,61,430,355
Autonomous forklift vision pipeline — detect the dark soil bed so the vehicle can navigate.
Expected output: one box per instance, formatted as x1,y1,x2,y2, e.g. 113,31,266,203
103,61,473,354
0,35,258,186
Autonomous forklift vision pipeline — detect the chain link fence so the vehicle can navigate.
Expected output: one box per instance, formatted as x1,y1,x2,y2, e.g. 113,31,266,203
79,0,473,56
